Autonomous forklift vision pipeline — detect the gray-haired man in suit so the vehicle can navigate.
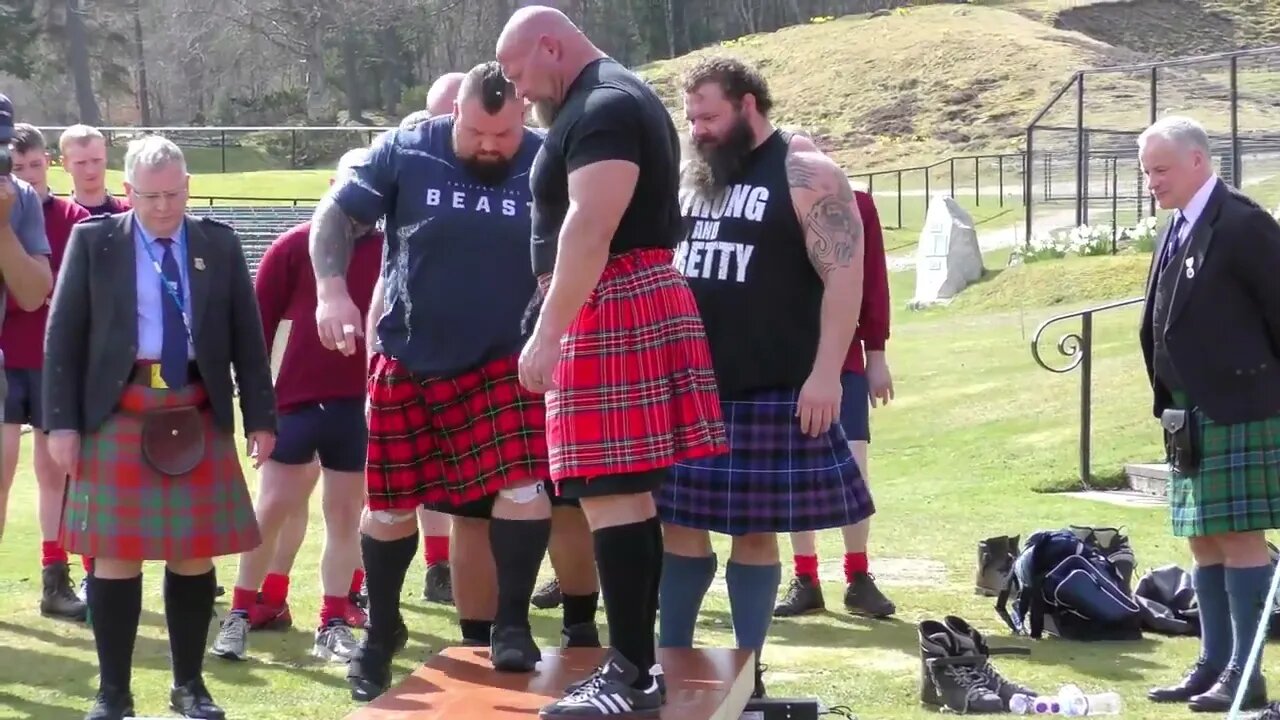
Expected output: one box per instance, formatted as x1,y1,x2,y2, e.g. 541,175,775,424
43,135,276,720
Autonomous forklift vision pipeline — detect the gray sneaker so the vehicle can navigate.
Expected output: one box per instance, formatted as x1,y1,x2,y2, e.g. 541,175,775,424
211,612,249,661
313,621,361,663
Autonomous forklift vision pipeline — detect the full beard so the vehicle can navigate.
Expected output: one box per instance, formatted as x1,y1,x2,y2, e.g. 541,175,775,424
681,116,757,200
458,153,512,186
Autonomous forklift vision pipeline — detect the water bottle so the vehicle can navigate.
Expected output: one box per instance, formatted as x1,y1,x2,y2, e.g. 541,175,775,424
1009,694,1061,715
1059,683,1123,716
1009,693,1033,714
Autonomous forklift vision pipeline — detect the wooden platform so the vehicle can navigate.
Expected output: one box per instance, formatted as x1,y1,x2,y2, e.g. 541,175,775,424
344,647,756,720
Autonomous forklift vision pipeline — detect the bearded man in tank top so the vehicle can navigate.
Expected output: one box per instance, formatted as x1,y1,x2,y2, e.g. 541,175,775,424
655,56,876,699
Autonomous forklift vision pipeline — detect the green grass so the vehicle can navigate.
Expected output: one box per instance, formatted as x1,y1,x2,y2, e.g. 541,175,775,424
0,251,1258,719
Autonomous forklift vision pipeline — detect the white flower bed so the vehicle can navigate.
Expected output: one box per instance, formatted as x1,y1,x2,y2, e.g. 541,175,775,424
1011,215,1161,264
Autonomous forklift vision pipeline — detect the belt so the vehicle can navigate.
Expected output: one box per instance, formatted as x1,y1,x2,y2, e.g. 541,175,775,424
130,362,202,389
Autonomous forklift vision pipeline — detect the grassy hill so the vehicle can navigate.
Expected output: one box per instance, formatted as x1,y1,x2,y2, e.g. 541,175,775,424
637,0,1280,174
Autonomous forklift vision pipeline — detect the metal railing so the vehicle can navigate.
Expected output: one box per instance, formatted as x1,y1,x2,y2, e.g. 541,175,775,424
849,152,1026,229
1030,296,1146,485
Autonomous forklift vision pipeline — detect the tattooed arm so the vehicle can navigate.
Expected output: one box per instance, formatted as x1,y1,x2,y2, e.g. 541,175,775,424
786,141,865,383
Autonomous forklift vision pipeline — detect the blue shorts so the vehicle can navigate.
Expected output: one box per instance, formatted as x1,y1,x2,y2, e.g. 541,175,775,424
271,399,368,472
840,371,870,443
4,368,43,428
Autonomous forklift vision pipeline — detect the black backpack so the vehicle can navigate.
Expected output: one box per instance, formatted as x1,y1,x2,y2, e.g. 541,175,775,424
995,528,1143,641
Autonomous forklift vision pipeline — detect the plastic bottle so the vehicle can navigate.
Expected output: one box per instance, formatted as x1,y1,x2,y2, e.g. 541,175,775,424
1008,693,1034,714
1059,684,1123,716
1031,696,1062,714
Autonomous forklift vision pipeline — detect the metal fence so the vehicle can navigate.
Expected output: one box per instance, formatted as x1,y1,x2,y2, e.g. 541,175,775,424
849,152,1025,230
1025,46,1280,244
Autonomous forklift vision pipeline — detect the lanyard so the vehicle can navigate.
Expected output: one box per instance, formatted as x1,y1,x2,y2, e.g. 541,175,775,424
140,237,194,343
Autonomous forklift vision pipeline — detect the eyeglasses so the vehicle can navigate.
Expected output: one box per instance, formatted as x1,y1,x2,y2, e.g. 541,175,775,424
131,188,187,202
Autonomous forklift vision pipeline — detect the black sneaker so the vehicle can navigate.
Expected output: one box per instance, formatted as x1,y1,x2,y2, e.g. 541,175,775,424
423,563,453,605
491,624,541,673
532,578,563,609
541,650,663,717
561,622,601,648
346,622,410,703
844,572,896,618
564,660,667,702
773,575,825,617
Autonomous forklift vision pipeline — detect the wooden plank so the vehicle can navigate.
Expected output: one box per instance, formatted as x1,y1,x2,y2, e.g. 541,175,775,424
344,647,756,720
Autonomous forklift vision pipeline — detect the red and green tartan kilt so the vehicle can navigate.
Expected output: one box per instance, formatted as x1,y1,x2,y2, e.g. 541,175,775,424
59,383,260,561
1169,391,1280,537
365,351,548,511
544,248,728,483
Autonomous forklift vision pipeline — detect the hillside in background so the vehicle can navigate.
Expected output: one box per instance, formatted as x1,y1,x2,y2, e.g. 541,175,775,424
638,0,1280,172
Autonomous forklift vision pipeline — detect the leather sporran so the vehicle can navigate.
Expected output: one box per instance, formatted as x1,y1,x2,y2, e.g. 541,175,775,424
140,407,207,476
1161,408,1200,474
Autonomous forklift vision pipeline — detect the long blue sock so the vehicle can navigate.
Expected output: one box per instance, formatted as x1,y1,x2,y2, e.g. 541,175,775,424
1226,564,1274,678
726,561,782,660
1194,564,1232,671
657,553,717,648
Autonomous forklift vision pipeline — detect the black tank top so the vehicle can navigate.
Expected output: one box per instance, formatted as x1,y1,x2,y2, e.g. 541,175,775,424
675,129,822,400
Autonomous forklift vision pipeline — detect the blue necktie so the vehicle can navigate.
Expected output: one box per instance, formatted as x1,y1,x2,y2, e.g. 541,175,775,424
157,238,189,389
1160,213,1186,271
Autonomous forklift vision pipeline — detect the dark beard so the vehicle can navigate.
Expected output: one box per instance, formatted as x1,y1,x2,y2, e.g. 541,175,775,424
458,154,512,186
682,115,756,199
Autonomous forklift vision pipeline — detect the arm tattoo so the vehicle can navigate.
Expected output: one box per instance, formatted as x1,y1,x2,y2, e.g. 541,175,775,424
309,193,362,279
794,154,864,280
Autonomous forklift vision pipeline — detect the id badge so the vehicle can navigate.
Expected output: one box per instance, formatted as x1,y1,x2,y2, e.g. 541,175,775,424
150,364,169,390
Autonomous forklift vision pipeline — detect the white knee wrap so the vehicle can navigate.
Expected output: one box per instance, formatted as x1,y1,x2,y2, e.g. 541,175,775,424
498,483,544,505
370,509,416,525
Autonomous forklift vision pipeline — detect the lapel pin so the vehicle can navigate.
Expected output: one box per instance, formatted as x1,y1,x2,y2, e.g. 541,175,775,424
194,258,206,271
1185,257,1195,279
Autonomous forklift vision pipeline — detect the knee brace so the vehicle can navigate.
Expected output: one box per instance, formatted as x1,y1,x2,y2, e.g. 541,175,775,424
498,483,545,505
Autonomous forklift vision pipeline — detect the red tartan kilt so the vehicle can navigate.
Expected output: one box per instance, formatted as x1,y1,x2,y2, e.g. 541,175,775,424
545,248,728,482
60,383,261,561
365,352,549,511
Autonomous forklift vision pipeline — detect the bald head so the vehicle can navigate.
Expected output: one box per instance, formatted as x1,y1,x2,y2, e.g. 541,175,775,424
426,72,466,116
496,5,603,126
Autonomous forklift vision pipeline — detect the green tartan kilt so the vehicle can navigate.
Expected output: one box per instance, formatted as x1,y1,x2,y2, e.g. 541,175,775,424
1169,394,1280,537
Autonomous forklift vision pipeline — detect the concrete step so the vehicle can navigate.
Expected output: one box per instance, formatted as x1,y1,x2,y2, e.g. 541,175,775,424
1125,462,1170,497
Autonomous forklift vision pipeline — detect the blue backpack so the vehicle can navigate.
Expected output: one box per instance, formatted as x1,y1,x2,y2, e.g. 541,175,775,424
995,529,1143,641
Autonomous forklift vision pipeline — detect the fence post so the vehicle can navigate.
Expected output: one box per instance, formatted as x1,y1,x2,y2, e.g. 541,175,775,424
1149,67,1158,217
1111,157,1119,253
1230,55,1240,187
998,155,1005,208
974,156,980,206
1075,74,1085,227
1079,312,1093,485
949,158,955,198
896,170,903,228
291,130,298,170
220,130,226,173
1024,132,1034,245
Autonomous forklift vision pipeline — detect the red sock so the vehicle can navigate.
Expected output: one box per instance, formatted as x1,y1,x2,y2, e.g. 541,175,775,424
349,568,365,596
41,541,69,568
845,552,869,582
262,573,290,608
320,595,348,627
794,554,819,582
82,556,94,574
424,535,449,566
231,586,258,613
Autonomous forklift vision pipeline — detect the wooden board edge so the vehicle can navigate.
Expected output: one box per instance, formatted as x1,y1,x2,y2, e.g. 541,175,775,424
708,649,757,720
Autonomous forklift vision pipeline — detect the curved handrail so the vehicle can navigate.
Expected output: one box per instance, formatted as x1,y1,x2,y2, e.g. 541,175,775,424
1030,296,1144,373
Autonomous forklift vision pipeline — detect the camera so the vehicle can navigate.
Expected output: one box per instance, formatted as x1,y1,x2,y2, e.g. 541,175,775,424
0,93,14,176
0,146,11,177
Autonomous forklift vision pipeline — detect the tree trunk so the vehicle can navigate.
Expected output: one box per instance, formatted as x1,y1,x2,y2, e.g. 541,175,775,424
65,0,103,124
342,26,363,121
132,0,152,125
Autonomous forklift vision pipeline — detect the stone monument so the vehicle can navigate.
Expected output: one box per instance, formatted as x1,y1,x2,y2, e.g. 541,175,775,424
910,194,984,307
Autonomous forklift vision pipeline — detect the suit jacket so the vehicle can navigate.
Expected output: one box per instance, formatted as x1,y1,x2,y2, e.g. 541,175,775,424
1139,179,1280,424
43,211,277,436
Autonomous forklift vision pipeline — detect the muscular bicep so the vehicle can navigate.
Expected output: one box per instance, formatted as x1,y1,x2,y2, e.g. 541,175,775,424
787,150,864,281
566,160,639,238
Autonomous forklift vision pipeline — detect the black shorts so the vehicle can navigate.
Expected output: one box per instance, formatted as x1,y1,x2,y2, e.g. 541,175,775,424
554,468,669,500
839,371,870,443
270,399,368,472
4,368,43,428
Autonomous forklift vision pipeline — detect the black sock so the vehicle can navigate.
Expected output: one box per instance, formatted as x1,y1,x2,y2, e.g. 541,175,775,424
88,574,142,693
164,568,216,686
460,619,493,644
362,531,417,645
645,516,664,652
490,517,551,631
563,592,600,629
594,518,660,688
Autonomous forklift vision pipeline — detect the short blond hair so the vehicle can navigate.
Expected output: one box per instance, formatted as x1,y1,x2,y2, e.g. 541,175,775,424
58,124,105,154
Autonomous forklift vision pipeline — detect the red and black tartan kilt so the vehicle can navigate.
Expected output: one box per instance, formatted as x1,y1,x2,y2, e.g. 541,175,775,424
60,383,260,561
365,351,549,511
545,248,728,483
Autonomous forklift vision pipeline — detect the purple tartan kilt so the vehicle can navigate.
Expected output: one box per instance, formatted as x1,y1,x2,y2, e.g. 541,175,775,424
656,388,875,536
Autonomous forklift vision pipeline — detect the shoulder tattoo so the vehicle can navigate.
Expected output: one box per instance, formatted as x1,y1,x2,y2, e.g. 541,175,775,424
788,151,863,279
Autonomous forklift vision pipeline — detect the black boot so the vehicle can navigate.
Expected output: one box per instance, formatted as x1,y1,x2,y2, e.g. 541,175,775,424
918,620,1005,713
84,685,134,720
974,535,1018,597
1148,657,1223,703
41,561,89,621
943,615,1036,704
169,679,224,719
1188,666,1268,712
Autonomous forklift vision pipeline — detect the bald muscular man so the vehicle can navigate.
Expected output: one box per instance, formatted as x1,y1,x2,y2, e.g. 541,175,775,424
498,7,727,717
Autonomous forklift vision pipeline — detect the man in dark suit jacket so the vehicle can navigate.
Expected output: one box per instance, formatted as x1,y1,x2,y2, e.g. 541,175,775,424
1139,115,1280,714
43,135,276,720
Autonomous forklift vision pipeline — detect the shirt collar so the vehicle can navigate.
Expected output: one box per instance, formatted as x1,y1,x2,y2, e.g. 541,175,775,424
1178,174,1218,228
133,215,187,247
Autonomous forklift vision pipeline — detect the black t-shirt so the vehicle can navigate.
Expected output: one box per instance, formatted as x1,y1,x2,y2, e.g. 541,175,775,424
529,58,683,276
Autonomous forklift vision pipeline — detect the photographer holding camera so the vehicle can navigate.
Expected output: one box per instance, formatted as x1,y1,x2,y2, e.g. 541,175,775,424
0,93,55,452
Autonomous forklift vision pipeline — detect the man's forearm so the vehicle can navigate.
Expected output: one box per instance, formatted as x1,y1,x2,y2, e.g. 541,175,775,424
535,206,611,341
0,226,52,310
309,193,361,284
814,279,862,378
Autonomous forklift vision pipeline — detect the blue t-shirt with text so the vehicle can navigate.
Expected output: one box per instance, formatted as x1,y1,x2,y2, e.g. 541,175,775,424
333,116,543,377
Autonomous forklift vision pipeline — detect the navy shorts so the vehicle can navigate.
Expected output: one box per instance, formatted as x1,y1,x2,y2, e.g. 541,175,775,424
4,368,43,428
840,371,870,443
271,399,368,472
